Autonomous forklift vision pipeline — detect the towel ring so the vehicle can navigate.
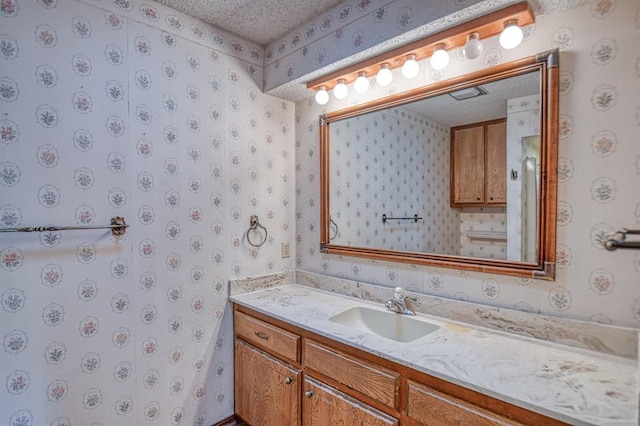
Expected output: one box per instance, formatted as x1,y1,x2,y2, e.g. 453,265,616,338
246,215,268,248
329,216,338,241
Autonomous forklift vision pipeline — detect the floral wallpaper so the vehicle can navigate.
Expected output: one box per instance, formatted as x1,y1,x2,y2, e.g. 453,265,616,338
329,106,459,253
295,0,640,328
0,0,294,425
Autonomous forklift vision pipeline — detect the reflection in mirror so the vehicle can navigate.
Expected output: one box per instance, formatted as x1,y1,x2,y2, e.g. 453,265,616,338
330,71,540,262
320,51,558,280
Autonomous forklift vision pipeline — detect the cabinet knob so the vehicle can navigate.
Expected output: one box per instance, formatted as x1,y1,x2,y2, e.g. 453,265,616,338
489,196,494,200
285,377,293,385
476,196,481,201
305,390,313,398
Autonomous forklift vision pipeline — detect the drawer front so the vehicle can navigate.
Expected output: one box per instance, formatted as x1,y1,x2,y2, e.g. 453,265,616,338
235,310,300,363
407,380,523,426
304,340,400,409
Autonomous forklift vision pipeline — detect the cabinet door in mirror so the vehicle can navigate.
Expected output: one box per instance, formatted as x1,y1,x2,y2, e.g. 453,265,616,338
320,50,559,280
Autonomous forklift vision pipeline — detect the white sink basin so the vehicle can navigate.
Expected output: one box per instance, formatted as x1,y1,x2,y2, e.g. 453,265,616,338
328,306,440,343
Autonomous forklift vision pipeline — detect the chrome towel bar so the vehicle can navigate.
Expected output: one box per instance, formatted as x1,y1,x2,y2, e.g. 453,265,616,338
0,216,129,237
382,214,422,224
604,228,640,251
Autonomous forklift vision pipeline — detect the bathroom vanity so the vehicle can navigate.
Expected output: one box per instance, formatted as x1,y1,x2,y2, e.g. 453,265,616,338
230,277,637,425
233,304,556,425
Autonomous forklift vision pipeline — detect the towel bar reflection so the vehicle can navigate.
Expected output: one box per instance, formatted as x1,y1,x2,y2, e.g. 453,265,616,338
382,214,422,224
604,228,640,251
0,216,129,237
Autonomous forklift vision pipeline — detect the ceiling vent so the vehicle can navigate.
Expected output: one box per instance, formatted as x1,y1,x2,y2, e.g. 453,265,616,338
449,86,488,101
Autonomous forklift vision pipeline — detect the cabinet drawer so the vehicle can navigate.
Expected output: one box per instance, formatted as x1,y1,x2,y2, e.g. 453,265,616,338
304,340,400,409
407,380,524,426
235,310,300,363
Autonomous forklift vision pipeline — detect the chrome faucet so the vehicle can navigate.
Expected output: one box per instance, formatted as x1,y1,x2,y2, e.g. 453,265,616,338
385,287,416,315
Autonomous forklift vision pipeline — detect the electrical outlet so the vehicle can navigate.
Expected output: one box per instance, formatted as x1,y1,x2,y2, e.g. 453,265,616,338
281,242,290,258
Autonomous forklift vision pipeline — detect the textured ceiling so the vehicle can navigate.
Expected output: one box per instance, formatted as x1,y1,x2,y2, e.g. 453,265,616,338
406,71,540,127
153,0,346,45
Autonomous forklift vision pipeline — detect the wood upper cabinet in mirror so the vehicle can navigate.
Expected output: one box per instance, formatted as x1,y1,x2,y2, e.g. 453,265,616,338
485,121,508,205
451,119,507,207
319,50,559,280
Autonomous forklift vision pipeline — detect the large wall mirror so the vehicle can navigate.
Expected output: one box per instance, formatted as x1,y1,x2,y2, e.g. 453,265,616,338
320,50,559,280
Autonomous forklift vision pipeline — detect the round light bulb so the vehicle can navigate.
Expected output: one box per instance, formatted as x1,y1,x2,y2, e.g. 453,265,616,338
376,64,393,86
463,32,483,60
354,72,369,93
401,55,420,79
333,79,348,99
430,44,449,70
315,86,329,105
499,20,523,50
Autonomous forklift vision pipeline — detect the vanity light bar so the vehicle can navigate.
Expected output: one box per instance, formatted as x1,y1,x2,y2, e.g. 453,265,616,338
306,1,534,92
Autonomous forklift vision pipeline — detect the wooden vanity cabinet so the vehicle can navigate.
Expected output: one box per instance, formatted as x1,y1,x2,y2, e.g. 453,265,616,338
233,307,396,426
233,304,566,426
451,119,507,207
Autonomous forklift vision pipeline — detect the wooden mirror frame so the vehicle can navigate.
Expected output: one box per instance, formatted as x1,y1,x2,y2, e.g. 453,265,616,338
319,50,559,280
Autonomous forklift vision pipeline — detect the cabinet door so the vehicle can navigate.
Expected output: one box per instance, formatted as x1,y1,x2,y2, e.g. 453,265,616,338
485,121,507,205
451,125,484,205
302,377,398,426
407,380,524,426
235,339,301,426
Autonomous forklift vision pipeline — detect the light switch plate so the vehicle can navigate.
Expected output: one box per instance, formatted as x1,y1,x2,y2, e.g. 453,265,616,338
281,242,290,258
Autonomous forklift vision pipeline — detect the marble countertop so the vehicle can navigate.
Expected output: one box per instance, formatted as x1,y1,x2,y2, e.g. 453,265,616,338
231,284,638,426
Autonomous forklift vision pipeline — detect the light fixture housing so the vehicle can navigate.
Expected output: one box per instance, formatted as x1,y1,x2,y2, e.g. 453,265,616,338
315,86,329,105
430,44,449,70
499,20,523,49
354,72,370,93
333,79,348,99
376,63,393,86
463,32,483,60
305,2,534,98
401,54,420,79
